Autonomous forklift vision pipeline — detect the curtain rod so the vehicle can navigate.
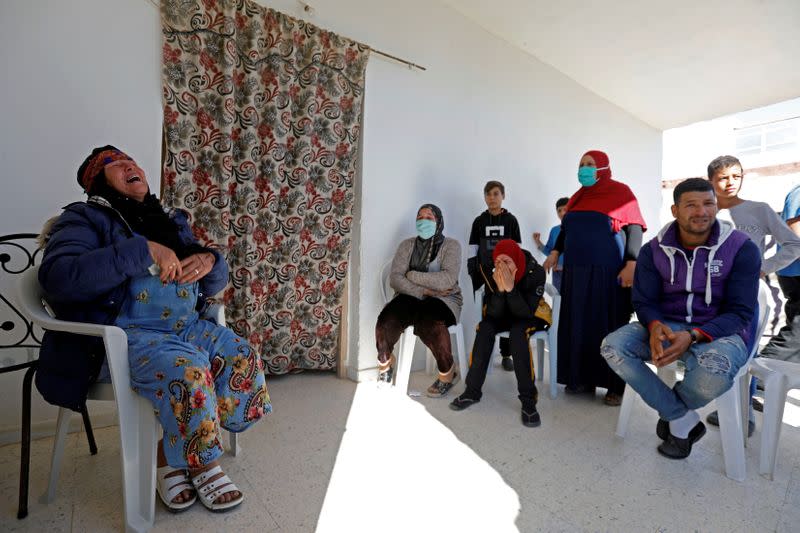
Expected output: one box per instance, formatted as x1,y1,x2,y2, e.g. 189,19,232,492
145,0,427,72
369,48,427,71
733,115,800,131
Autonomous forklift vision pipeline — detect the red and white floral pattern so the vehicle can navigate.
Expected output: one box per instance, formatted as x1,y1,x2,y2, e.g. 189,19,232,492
160,0,369,374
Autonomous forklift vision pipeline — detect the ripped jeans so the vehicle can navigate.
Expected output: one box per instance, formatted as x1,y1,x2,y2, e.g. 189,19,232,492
601,321,748,421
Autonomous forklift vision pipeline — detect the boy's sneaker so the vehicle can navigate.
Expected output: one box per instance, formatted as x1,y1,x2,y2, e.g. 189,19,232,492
501,356,514,371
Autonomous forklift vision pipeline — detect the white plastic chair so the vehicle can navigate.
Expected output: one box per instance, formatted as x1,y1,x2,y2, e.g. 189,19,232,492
17,267,239,533
615,280,770,481
748,357,800,479
489,283,560,399
379,260,468,394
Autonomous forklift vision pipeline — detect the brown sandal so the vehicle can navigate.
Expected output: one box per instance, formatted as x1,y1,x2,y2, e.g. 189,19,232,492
377,354,396,384
604,392,622,406
425,364,458,398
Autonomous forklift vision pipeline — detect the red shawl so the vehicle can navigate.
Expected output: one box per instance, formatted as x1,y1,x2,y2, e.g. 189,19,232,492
566,150,647,233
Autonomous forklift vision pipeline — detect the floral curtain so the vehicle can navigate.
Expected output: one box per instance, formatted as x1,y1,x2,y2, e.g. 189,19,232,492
160,0,369,374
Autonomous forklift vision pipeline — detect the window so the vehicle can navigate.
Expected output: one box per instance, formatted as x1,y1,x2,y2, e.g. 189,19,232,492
735,118,799,157
765,122,797,151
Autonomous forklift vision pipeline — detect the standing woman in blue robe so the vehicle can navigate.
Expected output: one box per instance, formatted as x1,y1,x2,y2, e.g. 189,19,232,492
544,150,647,406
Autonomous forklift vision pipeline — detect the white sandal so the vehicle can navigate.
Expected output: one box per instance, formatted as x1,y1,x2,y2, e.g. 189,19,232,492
190,464,244,512
156,465,196,512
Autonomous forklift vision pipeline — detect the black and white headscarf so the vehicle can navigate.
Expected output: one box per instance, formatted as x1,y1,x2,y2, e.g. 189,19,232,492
409,203,445,273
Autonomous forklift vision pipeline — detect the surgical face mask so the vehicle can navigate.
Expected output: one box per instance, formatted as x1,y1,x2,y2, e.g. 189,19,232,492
578,166,597,186
416,219,437,240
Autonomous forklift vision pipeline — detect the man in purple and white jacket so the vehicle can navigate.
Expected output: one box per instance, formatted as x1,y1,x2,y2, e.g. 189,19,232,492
601,178,761,460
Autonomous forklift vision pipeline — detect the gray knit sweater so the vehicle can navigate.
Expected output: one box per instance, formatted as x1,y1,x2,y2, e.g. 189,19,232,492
389,237,463,321
718,200,800,274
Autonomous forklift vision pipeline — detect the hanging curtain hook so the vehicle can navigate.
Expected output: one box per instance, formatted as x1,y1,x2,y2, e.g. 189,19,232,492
297,1,315,17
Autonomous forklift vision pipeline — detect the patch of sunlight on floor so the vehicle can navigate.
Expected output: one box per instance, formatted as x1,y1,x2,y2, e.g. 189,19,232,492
783,389,800,428
316,382,520,533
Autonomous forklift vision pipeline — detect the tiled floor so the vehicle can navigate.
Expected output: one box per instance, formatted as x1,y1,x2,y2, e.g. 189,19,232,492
1,365,799,532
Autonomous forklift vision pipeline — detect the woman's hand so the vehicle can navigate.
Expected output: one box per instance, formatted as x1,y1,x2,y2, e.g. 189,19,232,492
423,287,454,298
493,262,515,292
501,261,516,290
178,252,216,284
542,251,559,274
147,241,182,283
617,260,636,288
492,264,506,292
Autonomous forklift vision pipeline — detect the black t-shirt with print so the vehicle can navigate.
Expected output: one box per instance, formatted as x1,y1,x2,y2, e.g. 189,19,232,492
467,209,521,291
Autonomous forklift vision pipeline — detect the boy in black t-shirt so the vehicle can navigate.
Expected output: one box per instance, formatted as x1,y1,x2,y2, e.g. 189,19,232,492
467,180,522,371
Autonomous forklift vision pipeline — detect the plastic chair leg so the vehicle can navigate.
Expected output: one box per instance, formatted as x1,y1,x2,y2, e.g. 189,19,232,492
548,332,557,399
454,325,468,381
615,363,661,439
739,375,751,447
228,430,241,457
716,377,747,482
43,407,72,504
535,337,545,383
394,326,416,394
115,393,157,533
615,388,637,438
759,372,788,480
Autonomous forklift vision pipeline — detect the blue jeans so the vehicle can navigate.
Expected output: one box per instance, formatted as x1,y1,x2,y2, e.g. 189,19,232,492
601,321,748,421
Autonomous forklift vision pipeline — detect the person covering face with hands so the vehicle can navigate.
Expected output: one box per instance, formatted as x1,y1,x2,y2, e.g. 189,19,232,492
450,239,550,428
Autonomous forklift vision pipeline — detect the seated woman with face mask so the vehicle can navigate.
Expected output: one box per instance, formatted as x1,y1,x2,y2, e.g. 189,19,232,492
375,204,463,397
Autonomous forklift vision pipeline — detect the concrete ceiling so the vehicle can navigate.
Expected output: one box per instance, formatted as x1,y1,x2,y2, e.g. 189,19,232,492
442,0,800,130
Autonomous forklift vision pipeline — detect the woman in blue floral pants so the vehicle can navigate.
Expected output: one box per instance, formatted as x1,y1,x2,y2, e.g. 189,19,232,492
38,146,270,512
119,274,269,469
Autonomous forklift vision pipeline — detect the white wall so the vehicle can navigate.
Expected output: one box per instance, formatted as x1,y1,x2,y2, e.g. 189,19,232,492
661,98,800,226
260,0,662,378
663,97,800,181
0,0,662,435
0,0,162,437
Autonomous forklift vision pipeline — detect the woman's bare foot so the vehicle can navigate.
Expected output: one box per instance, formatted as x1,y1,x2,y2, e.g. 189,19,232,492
157,440,194,504
188,461,241,505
